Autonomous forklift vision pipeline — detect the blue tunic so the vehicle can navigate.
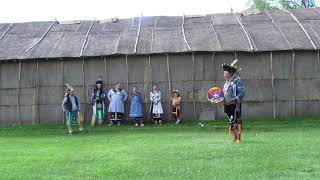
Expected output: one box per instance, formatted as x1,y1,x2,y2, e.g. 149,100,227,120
107,89,128,113
129,93,143,118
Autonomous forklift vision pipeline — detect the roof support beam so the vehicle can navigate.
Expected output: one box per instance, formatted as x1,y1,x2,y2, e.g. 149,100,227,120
25,21,56,53
283,9,317,50
49,32,64,57
182,15,191,51
233,12,256,51
150,16,158,53
266,11,293,49
75,20,83,32
80,20,95,56
134,14,143,54
0,23,14,41
209,16,222,51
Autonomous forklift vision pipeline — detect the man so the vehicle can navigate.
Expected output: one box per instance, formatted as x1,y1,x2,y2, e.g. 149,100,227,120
222,59,245,144
62,84,84,135
91,78,106,126
107,82,128,126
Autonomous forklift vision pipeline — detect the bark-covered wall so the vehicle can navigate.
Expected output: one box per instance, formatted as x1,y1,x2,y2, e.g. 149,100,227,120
0,50,319,124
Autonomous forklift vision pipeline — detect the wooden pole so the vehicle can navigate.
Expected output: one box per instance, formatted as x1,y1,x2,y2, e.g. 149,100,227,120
17,61,22,125
143,56,151,121
291,51,296,117
82,58,86,122
148,55,153,121
211,52,217,120
166,54,172,121
126,55,129,121
317,50,320,79
104,57,107,85
61,59,65,124
192,52,197,120
270,52,276,118
33,60,40,124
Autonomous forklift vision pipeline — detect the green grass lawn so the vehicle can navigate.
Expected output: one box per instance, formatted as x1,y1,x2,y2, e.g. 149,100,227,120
0,118,319,180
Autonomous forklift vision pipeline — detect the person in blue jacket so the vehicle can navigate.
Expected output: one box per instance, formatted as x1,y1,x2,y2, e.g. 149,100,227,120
129,86,144,127
222,59,245,144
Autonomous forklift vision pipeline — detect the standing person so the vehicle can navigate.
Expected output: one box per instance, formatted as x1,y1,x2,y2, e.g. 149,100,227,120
91,78,106,126
222,59,245,144
150,84,163,125
107,82,128,126
62,84,84,135
129,86,144,127
170,90,182,124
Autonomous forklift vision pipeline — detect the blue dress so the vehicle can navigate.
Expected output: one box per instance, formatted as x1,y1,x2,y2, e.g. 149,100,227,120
129,93,143,118
107,89,128,113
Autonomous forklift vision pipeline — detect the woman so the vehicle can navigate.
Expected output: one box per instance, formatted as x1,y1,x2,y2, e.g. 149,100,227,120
150,84,163,125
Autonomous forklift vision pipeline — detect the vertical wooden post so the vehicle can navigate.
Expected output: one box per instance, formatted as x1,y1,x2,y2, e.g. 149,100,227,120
291,51,296,117
317,49,320,79
144,56,151,121
61,59,65,124
126,55,129,121
270,52,276,118
211,52,217,120
148,55,153,121
17,60,22,125
82,58,86,122
32,60,40,124
104,57,108,122
192,52,197,120
104,57,108,86
166,54,172,121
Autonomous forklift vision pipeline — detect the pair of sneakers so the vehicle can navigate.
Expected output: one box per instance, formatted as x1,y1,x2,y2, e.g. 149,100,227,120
135,123,144,127
109,121,121,126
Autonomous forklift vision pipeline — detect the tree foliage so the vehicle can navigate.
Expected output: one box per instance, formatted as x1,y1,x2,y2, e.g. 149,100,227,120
248,0,317,11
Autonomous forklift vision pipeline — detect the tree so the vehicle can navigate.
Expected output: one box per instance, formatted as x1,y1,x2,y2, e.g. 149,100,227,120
248,0,317,12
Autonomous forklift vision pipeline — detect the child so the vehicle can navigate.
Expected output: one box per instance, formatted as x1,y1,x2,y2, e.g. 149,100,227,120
150,84,163,125
62,84,84,135
129,86,144,127
170,90,182,124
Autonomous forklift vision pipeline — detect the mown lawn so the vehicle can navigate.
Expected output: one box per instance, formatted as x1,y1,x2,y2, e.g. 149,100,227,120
0,118,319,180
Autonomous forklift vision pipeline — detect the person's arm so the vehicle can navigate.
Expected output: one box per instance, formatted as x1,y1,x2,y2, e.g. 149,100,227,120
77,98,81,111
150,92,154,102
177,97,181,104
91,91,95,103
101,91,106,102
235,80,245,103
123,90,128,101
61,97,67,112
107,90,112,101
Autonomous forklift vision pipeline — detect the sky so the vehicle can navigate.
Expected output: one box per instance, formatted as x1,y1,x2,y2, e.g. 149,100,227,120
0,0,249,23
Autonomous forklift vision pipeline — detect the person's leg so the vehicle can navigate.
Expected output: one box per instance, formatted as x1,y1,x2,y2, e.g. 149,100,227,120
68,125,73,135
91,104,96,126
158,116,163,125
234,122,241,144
153,114,158,124
77,112,84,132
66,112,73,135
117,113,122,125
134,118,139,126
176,107,181,124
109,112,115,126
140,118,144,127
